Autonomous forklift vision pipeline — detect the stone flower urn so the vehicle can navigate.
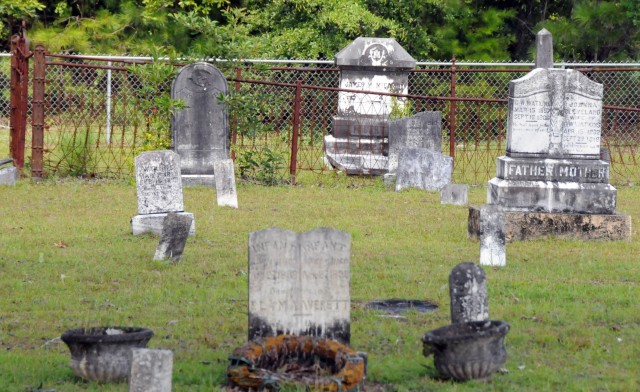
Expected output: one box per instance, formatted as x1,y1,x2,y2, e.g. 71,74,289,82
421,320,509,382
61,326,154,383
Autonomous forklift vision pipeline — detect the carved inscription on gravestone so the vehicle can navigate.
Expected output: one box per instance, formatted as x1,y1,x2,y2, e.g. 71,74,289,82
135,151,184,215
507,68,603,159
395,148,453,192
172,62,229,176
248,228,351,343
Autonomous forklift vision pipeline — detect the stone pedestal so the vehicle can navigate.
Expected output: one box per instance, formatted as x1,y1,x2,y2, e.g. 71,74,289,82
468,206,631,242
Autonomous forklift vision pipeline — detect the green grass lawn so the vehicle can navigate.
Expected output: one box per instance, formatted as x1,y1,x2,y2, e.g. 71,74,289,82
1,178,639,391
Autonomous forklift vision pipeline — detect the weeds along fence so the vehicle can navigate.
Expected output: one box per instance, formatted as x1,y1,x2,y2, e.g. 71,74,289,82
4,41,640,185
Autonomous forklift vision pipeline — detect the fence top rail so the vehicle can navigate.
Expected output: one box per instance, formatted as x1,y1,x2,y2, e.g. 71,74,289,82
14,52,639,68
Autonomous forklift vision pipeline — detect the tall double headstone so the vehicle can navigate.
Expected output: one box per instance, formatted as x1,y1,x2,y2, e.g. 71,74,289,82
248,228,351,343
324,37,416,175
131,150,195,236
471,29,631,242
172,62,229,187
488,29,616,213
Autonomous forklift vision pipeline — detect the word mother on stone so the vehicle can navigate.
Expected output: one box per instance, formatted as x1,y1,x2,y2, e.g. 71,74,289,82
506,68,603,159
248,228,351,343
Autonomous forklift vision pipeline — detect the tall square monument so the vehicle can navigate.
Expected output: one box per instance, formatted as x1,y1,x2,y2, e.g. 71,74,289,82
324,37,415,175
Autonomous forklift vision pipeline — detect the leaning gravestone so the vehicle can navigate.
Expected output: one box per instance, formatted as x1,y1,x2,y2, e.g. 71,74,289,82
172,62,229,187
449,262,489,324
324,37,416,175
248,228,351,343
395,148,452,192
153,212,193,263
472,29,631,241
131,150,195,236
214,159,238,208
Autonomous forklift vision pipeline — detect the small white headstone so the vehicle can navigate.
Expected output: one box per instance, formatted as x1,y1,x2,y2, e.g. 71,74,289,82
214,159,238,208
135,150,184,215
479,206,506,267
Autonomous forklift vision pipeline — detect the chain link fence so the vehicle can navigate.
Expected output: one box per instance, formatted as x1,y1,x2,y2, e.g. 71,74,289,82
3,52,639,185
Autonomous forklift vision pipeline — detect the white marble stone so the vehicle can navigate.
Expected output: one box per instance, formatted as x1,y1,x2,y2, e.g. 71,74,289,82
214,159,238,209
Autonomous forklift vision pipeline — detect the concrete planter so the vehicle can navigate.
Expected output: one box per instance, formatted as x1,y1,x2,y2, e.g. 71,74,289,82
61,326,153,383
422,320,509,381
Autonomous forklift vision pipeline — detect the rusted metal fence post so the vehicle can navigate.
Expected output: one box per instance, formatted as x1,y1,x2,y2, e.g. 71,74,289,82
9,31,31,170
290,81,302,184
449,55,457,160
31,45,46,178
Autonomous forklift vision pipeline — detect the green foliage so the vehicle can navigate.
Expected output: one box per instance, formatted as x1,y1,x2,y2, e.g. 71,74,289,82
237,147,286,185
389,96,412,120
0,0,44,40
128,50,186,154
56,128,96,177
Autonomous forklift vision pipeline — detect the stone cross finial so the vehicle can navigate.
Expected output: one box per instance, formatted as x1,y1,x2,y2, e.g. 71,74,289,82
535,29,553,69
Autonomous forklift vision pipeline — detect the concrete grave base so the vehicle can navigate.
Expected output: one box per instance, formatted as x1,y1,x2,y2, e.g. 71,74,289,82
488,178,616,214
132,212,195,236
181,174,215,187
468,205,631,242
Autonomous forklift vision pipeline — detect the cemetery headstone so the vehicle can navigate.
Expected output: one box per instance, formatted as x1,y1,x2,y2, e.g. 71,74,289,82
172,62,229,187
131,150,195,236
440,184,469,206
387,111,442,174
214,159,238,208
395,148,453,192
324,37,416,175
129,348,173,392
0,158,17,185
153,212,193,263
248,227,351,343
479,206,506,267
449,262,489,324
488,29,617,214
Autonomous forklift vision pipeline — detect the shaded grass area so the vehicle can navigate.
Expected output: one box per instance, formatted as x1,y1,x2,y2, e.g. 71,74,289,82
0,179,639,391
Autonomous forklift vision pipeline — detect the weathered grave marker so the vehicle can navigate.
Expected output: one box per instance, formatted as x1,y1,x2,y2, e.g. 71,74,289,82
131,150,195,236
440,184,469,206
479,206,506,267
449,262,489,323
395,148,452,192
248,228,351,343
387,111,442,174
0,158,17,185
324,37,416,175
153,212,193,263
214,159,238,208
172,62,229,187
129,348,173,392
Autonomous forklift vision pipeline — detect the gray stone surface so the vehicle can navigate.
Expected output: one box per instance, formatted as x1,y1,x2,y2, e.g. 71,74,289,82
488,177,616,214
248,227,351,343
388,111,442,173
440,184,468,206
153,212,193,263
496,156,609,183
395,148,453,192
325,37,415,175
449,262,489,324
132,212,195,236
535,29,553,69
135,150,184,215
172,62,229,185
0,166,18,185
479,206,506,267
214,159,238,208
468,206,632,242
506,68,603,159
129,348,173,392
